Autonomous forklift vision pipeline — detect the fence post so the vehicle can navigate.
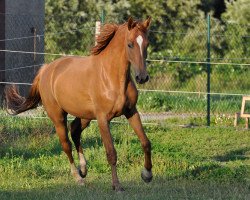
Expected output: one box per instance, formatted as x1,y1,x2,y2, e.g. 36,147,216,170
206,14,211,126
95,10,105,45
101,9,105,24
95,21,101,45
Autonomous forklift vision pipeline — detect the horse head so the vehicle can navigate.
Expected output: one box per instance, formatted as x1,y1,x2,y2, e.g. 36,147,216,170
126,17,151,84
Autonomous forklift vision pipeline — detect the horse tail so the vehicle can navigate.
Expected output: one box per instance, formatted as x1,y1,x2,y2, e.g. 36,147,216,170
4,68,42,115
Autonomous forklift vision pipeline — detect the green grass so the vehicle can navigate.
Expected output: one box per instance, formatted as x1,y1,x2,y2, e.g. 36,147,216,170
136,67,250,116
0,116,250,199
137,92,243,115
145,64,250,95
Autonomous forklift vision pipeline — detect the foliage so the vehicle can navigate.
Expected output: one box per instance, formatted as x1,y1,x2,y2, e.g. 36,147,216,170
44,0,250,85
199,0,226,19
45,0,206,53
137,91,242,118
222,0,250,25
45,0,95,58
220,0,250,65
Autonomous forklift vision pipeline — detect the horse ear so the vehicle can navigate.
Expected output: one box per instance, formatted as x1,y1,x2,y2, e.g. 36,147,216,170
128,17,135,31
143,16,152,29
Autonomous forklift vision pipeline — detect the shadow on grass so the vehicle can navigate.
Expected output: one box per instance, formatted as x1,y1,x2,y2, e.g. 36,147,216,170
214,147,250,162
171,148,250,184
0,127,104,160
183,163,249,183
0,140,63,159
0,177,249,200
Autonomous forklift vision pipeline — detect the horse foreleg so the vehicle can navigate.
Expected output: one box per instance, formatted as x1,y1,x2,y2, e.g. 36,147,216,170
125,107,153,183
70,118,89,178
97,116,124,192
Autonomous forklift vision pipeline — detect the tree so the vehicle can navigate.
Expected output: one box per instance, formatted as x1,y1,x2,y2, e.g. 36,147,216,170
45,0,94,60
220,0,250,65
222,0,250,24
128,0,205,51
45,0,207,54
44,0,211,83
198,0,226,19
45,0,132,60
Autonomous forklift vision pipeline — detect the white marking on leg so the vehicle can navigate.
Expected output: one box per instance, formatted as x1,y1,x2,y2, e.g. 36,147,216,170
70,163,84,184
70,163,79,175
79,152,86,167
142,167,152,179
79,152,87,176
136,35,143,57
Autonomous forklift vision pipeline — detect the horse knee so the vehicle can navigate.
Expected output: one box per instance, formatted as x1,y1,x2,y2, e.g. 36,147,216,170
60,138,72,152
142,140,151,153
106,148,117,165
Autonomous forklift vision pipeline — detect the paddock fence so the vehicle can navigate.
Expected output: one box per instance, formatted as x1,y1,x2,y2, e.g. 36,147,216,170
0,13,250,129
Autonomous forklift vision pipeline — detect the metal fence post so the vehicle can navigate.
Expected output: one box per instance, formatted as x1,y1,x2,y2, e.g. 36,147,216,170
206,14,211,126
101,9,105,24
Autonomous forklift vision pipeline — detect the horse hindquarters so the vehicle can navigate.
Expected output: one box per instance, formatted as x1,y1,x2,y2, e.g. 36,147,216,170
41,94,84,184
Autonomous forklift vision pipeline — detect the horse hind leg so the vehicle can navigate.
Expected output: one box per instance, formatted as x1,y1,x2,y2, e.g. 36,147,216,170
70,118,90,178
48,108,84,185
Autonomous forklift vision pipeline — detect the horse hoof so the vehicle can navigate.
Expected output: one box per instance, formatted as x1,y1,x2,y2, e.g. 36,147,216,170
112,185,125,192
79,168,87,178
117,188,125,193
141,168,153,183
77,178,85,186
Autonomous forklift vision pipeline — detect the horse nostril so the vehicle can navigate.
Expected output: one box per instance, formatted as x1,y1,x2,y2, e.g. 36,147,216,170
145,75,149,82
135,75,140,83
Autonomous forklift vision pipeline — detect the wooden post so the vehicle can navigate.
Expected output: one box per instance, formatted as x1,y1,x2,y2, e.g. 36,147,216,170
95,21,101,45
234,96,250,129
234,112,240,127
245,118,249,129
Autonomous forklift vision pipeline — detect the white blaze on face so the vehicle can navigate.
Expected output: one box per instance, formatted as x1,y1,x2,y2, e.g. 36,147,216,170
136,35,143,57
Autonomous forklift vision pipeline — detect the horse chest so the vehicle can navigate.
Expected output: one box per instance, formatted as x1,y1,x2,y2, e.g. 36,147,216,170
110,93,136,119
96,81,137,120
112,95,126,117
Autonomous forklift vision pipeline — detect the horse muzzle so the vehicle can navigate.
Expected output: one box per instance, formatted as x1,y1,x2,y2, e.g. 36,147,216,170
135,74,149,84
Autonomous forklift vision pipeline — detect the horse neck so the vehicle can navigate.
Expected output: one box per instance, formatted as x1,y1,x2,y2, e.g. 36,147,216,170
99,25,129,90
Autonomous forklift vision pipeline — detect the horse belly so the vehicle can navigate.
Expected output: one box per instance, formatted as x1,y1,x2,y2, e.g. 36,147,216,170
66,105,95,119
54,86,95,119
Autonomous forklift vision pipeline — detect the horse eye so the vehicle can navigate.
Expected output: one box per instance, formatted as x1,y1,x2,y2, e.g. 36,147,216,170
128,42,133,48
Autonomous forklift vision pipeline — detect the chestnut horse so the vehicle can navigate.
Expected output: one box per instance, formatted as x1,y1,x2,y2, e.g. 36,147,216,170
5,17,152,191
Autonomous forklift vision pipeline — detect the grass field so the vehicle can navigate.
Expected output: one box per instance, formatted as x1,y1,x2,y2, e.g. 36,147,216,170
0,116,250,199
137,91,244,115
